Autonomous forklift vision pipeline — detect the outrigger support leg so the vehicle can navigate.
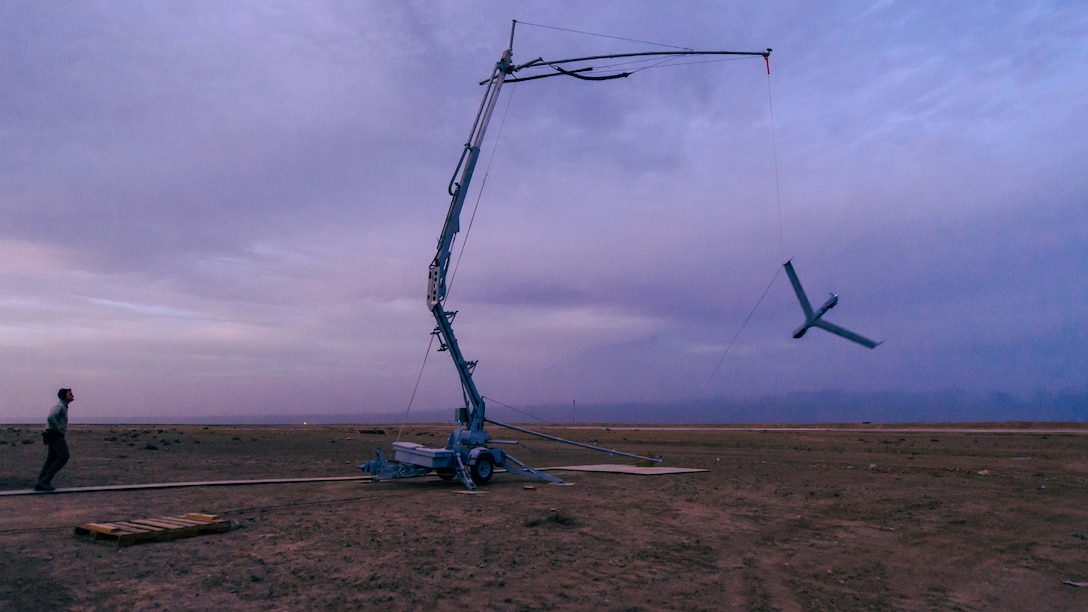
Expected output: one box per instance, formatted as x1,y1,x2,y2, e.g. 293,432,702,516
453,452,478,491
502,453,565,485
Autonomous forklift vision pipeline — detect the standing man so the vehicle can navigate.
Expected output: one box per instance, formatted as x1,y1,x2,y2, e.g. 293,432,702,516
36,388,73,492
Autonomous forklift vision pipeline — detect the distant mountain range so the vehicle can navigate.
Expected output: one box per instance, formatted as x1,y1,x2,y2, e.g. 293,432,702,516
86,389,1086,425
495,389,1087,426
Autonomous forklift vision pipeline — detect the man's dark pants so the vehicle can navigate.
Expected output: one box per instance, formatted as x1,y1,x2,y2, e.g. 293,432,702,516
37,432,69,488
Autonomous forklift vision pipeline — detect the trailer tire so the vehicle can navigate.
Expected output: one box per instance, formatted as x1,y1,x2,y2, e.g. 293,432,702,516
471,454,494,485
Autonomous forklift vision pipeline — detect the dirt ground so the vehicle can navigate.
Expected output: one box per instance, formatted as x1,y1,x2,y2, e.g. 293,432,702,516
1,422,1087,611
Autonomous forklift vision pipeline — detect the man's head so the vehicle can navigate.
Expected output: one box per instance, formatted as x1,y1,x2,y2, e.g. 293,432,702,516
57,388,74,403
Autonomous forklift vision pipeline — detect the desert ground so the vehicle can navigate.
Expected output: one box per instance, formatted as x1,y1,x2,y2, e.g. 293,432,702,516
2,422,1087,610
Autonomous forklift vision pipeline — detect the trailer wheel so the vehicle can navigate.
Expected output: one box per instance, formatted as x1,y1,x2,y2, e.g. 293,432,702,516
471,454,494,485
437,471,456,481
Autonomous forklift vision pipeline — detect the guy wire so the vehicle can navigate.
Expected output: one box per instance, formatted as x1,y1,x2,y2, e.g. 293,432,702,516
516,20,693,51
695,265,783,406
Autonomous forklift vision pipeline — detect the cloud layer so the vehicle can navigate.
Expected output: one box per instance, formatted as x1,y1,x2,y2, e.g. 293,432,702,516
2,1,1086,422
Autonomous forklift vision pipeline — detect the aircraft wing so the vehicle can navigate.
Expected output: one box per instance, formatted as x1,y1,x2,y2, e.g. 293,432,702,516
783,260,813,317
812,319,882,349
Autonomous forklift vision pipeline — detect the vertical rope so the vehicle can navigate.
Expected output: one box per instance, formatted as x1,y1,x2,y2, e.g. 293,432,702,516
696,68,788,405
766,71,786,264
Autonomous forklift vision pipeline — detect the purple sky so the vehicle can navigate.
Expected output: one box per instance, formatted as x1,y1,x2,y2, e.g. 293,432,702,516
2,1,1086,423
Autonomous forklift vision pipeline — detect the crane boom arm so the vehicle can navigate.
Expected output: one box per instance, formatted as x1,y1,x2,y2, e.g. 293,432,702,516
429,49,514,307
426,44,514,431
426,20,771,432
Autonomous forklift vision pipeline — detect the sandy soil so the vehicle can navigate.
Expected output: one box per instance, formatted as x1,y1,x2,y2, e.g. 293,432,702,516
2,422,1087,610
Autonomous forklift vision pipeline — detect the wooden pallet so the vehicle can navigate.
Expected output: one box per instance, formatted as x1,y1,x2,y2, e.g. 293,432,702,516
74,512,231,547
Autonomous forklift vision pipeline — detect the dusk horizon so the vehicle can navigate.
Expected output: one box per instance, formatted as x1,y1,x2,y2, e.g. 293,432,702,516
5,388,1084,427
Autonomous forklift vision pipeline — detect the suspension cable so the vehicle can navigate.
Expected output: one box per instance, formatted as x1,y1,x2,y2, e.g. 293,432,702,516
766,69,786,263
695,67,788,403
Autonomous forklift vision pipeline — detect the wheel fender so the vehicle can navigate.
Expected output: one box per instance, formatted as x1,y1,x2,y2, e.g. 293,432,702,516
468,447,501,466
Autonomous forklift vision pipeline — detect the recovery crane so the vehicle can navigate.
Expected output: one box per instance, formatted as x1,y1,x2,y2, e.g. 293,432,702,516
360,21,772,490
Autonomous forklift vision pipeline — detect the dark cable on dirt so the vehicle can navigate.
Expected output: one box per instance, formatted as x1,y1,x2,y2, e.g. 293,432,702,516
0,525,71,536
218,493,388,518
0,489,424,537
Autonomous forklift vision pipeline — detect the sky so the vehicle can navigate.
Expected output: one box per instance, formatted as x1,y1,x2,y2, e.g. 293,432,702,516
2,1,1086,423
